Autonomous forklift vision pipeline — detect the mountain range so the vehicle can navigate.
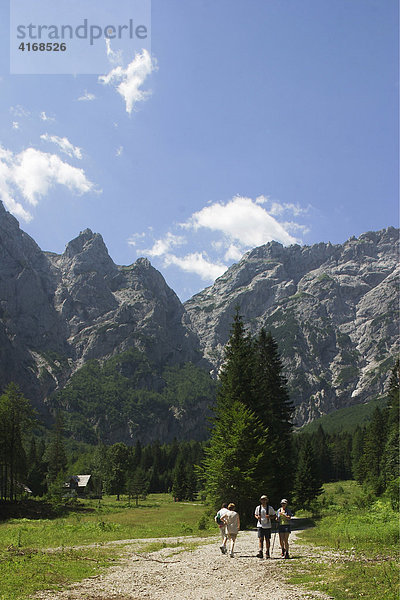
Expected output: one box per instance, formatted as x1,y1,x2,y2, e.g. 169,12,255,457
0,199,398,441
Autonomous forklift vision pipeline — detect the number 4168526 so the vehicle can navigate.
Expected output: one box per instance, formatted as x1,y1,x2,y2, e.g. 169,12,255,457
18,42,67,51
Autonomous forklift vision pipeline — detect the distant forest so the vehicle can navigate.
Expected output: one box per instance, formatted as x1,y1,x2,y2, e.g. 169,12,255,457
0,314,398,516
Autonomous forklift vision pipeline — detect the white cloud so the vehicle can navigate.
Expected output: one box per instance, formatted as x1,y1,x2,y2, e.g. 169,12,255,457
77,91,96,101
116,146,124,157
223,243,243,262
10,105,30,118
140,232,186,257
268,199,310,217
282,221,311,235
99,49,157,114
127,232,146,246
12,122,19,130
40,134,82,160
131,195,309,284
182,196,297,247
163,252,227,281
105,39,123,65
40,111,55,122
0,145,96,221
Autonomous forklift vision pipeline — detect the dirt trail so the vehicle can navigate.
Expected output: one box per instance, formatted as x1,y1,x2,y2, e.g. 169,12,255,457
33,529,333,600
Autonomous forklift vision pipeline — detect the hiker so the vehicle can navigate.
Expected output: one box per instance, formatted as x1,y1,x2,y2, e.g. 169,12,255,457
215,502,229,554
254,494,276,558
276,498,293,559
222,502,240,558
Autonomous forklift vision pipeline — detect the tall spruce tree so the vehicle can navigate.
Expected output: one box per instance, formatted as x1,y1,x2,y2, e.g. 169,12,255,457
357,407,387,494
45,412,68,488
202,399,267,524
252,328,294,502
380,360,399,505
311,426,333,483
217,308,254,410
202,309,274,525
351,425,365,481
293,437,323,509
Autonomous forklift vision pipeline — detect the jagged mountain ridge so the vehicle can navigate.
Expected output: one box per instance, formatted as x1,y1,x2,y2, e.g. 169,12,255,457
184,227,399,424
0,199,398,433
0,201,204,424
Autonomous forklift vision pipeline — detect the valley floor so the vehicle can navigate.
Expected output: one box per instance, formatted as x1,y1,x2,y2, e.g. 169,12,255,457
33,528,332,600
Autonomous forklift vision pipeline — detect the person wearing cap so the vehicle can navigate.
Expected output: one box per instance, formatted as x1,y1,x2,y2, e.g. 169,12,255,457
254,494,276,558
276,498,293,559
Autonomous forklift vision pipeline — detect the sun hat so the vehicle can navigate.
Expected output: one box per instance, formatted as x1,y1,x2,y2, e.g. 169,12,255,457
260,495,268,500
280,498,288,504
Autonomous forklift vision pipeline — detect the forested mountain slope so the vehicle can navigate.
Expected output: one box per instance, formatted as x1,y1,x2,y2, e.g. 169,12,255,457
0,198,397,437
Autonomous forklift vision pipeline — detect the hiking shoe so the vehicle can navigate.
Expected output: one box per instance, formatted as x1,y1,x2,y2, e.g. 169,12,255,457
265,551,270,559
230,552,234,558
256,551,263,558
285,551,290,559
220,545,227,554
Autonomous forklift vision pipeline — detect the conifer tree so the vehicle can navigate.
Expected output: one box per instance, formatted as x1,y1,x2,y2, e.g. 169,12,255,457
0,383,36,500
172,453,188,500
350,425,365,481
26,436,47,496
217,307,255,411
312,426,333,483
252,328,294,501
202,399,267,524
380,360,399,504
104,442,129,500
45,412,68,488
357,407,387,494
293,437,323,509
202,310,274,525
127,467,148,506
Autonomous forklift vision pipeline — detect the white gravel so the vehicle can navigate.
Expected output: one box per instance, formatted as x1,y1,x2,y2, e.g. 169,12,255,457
33,529,332,600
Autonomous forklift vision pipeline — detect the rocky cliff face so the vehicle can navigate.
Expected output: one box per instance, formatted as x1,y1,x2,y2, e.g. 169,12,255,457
0,203,203,420
0,198,397,431
184,228,399,424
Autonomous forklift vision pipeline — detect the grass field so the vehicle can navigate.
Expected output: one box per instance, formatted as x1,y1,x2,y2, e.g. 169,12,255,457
0,494,214,600
288,481,400,600
1,485,398,600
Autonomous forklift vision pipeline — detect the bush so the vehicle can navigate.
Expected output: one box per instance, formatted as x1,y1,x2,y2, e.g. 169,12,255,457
384,477,400,511
197,515,207,530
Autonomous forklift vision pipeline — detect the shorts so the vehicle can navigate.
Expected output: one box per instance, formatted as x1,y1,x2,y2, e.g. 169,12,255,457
278,525,291,533
257,527,271,540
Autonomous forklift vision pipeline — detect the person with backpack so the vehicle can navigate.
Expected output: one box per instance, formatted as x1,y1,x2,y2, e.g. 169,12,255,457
254,494,276,558
276,498,293,559
214,502,229,554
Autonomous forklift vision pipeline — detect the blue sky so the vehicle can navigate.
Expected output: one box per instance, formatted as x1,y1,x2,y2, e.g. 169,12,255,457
0,0,398,300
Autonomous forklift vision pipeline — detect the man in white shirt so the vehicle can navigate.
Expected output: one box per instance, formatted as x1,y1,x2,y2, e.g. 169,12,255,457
254,494,276,558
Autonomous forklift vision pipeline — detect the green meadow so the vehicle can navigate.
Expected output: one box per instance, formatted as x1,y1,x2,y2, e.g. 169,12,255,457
0,494,214,600
288,481,400,600
1,485,399,600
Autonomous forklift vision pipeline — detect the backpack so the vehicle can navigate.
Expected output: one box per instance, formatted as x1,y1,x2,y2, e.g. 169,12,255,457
257,504,273,522
215,511,223,525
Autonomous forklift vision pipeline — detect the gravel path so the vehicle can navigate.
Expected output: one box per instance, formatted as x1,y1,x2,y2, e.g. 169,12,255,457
33,528,333,600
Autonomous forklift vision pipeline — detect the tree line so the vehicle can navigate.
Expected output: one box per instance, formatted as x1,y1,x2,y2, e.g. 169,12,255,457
0,313,398,516
201,310,399,524
0,398,204,502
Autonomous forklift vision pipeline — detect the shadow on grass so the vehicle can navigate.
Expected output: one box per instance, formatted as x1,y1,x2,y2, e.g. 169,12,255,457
0,499,96,521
